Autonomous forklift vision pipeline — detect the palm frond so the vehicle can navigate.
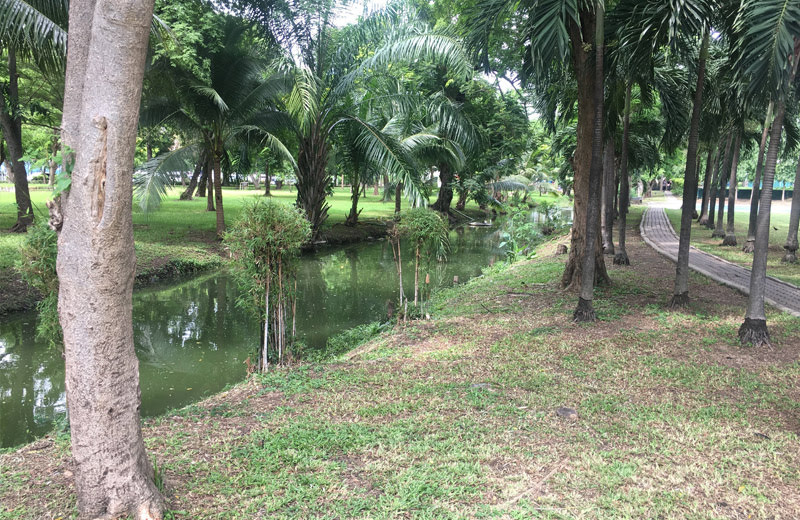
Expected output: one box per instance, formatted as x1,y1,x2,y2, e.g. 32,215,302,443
134,145,200,213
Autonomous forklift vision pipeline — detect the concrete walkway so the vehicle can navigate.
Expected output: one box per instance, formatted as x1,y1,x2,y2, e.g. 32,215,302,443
640,205,800,317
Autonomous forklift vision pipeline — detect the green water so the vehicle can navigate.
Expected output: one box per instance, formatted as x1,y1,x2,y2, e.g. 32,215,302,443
0,224,505,448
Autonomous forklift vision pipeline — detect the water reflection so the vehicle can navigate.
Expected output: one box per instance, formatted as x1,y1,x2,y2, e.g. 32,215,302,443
0,223,503,448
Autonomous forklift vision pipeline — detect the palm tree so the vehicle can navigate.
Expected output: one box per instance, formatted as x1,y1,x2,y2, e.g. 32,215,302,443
782,156,800,262
737,0,800,346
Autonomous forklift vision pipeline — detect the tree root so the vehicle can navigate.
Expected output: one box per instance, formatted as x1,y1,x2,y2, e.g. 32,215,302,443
613,251,630,265
738,318,771,347
721,234,737,246
572,297,596,322
669,292,689,308
742,240,755,253
698,215,708,226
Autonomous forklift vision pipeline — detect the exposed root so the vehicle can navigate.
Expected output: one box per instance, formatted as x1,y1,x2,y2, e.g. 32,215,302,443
742,240,755,253
669,292,689,308
738,318,771,347
572,297,596,322
613,251,630,265
697,215,708,226
721,234,737,247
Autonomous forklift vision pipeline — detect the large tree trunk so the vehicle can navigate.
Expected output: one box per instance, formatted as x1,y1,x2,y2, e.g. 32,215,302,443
562,9,610,290
722,131,742,246
712,132,734,237
213,147,225,238
614,82,632,266
573,0,605,322
431,162,454,214
601,138,615,255
744,102,773,253
670,29,709,307
782,157,800,263
0,48,34,232
697,146,715,225
739,99,788,347
56,0,163,517
296,126,330,240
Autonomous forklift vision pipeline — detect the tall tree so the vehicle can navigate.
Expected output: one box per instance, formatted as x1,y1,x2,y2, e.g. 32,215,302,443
737,0,800,346
722,129,742,245
781,157,800,262
55,0,163,516
742,102,773,252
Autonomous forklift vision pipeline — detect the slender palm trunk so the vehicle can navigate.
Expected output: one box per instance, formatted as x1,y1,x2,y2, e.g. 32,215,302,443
601,138,615,255
213,148,225,237
706,143,722,229
744,102,773,253
573,1,605,322
180,159,203,200
614,82,632,266
781,157,800,263
722,131,742,246
296,124,331,240
264,162,271,196
670,28,709,307
346,165,361,226
698,146,715,224
395,182,403,214
739,98,788,346
712,132,733,237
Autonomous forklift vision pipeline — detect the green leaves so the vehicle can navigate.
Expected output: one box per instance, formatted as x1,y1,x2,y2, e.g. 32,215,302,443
735,0,800,102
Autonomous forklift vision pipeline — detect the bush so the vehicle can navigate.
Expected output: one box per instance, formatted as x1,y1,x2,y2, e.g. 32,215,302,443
225,199,311,369
670,177,684,197
16,221,61,344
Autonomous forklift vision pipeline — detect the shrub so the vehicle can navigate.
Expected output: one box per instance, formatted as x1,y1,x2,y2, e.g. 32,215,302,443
225,199,311,370
16,221,61,344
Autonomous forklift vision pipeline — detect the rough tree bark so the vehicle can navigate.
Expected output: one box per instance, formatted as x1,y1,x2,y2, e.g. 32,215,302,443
573,0,605,322
296,125,331,240
264,161,271,196
394,182,403,214
744,102,773,253
0,48,34,232
670,28,709,307
782,157,800,263
705,142,722,229
614,82,632,266
56,0,163,517
562,8,610,290
722,131,742,246
431,162,454,215
601,138,615,255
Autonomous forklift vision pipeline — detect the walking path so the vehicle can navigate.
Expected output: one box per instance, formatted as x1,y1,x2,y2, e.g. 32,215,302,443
639,202,800,317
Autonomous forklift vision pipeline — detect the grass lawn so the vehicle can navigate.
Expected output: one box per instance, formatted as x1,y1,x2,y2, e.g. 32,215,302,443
3,207,798,518
665,207,800,287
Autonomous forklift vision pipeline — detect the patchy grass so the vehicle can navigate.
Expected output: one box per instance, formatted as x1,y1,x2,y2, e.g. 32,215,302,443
2,208,799,519
665,206,800,287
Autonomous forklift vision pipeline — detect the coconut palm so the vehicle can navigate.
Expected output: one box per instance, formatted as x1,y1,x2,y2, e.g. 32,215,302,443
736,0,800,346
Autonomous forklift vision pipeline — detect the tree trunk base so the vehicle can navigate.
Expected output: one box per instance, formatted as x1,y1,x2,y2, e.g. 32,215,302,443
721,234,737,246
711,229,725,238
698,215,708,226
738,318,771,347
705,221,715,230
603,242,615,255
669,291,690,308
782,250,797,263
572,297,596,322
692,210,698,219
742,240,755,253
613,250,630,265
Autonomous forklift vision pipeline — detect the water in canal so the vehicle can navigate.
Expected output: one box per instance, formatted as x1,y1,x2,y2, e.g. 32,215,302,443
0,223,508,448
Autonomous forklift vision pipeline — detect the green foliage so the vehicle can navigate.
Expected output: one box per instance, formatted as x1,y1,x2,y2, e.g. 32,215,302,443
309,321,386,362
225,199,311,366
670,177,684,197
51,146,75,197
499,203,541,262
395,207,450,261
16,221,61,344
225,199,311,315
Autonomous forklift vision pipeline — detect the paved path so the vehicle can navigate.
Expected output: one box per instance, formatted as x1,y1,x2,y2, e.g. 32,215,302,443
640,205,800,317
